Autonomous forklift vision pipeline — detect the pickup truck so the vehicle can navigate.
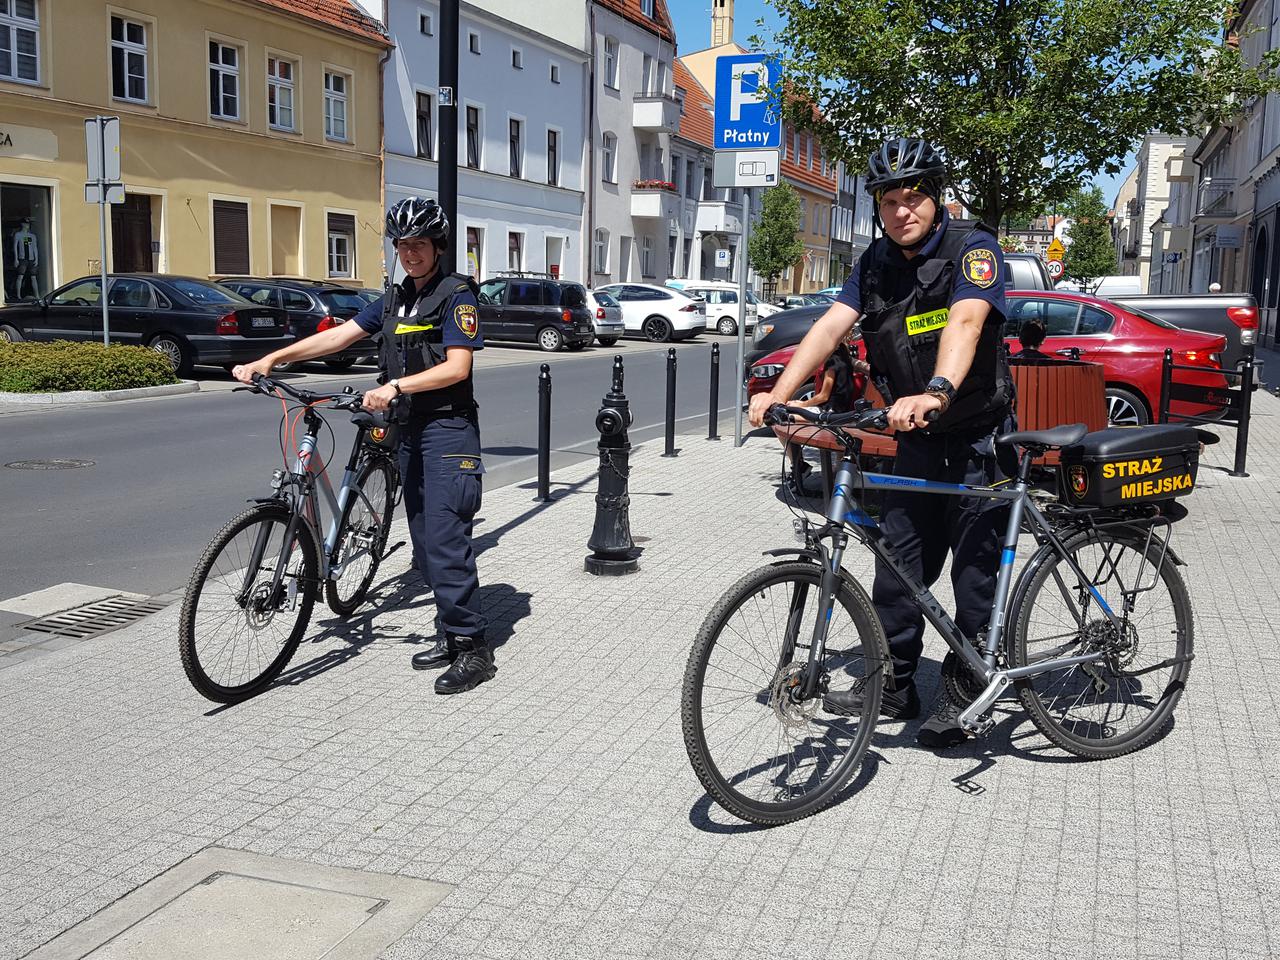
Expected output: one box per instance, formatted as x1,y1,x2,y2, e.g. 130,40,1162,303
1107,293,1258,372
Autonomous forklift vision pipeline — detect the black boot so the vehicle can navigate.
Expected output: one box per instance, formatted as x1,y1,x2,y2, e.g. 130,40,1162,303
916,690,969,750
411,636,456,671
435,647,496,695
823,679,920,719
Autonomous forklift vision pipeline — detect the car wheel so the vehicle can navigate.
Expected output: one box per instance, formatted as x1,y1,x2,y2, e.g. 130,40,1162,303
567,341,587,351
148,333,192,377
538,326,564,352
643,316,672,342
273,360,296,372
0,323,23,343
324,358,357,371
1105,387,1149,426
717,316,737,337
597,336,619,347
790,385,817,404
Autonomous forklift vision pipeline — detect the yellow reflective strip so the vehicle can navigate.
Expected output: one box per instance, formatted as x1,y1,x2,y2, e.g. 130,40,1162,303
394,322,438,334
905,309,949,336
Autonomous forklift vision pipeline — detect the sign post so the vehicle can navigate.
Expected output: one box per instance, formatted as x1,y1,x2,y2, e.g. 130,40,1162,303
85,116,123,347
713,54,781,446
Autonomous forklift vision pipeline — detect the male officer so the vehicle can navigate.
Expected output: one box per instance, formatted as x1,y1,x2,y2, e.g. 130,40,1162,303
234,196,494,695
749,137,1013,748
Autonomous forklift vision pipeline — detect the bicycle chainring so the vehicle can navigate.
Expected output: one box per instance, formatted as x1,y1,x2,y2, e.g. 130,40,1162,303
941,650,985,707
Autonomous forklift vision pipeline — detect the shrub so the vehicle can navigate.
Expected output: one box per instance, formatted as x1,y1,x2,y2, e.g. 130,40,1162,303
0,340,179,393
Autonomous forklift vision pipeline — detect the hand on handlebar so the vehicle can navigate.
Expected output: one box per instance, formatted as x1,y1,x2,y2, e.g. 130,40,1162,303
886,393,944,433
362,382,399,414
232,358,274,385
748,390,780,428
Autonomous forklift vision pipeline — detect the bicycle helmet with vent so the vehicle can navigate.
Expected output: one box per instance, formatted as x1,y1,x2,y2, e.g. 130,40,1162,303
385,196,450,247
865,137,947,203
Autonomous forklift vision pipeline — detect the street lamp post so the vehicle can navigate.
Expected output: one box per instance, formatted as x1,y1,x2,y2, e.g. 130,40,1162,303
438,0,459,276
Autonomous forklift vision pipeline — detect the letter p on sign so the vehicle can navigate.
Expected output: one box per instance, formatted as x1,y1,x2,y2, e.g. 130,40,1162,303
730,62,768,121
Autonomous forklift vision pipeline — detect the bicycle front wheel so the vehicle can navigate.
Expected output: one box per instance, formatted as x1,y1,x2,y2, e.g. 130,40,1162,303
1010,527,1193,758
179,503,319,703
681,561,889,826
325,456,397,617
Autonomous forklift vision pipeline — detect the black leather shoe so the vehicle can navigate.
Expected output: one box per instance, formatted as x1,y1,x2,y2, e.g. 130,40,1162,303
411,637,455,671
435,649,496,695
916,692,969,750
823,680,920,719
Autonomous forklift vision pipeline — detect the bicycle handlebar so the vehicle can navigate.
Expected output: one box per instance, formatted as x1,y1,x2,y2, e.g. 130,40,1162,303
764,403,938,431
247,373,364,411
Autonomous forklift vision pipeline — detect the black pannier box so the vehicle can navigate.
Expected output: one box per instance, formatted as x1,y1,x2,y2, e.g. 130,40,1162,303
1058,425,1199,508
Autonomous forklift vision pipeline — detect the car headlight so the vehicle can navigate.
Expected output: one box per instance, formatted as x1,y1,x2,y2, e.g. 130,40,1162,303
751,363,785,379
754,323,774,343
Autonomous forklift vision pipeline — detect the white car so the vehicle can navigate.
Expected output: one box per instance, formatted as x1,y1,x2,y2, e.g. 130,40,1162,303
585,289,625,346
596,283,707,342
682,282,759,337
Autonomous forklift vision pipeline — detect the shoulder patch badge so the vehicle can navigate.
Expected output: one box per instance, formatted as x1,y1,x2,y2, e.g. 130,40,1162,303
962,249,997,288
454,303,478,339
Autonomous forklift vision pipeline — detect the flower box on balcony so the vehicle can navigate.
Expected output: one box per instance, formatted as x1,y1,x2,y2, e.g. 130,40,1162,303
632,179,676,192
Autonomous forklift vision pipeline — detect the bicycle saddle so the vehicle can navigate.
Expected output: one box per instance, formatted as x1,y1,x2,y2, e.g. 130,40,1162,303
996,423,1088,449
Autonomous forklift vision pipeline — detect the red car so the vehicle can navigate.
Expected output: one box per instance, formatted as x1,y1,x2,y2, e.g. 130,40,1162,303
747,291,1229,425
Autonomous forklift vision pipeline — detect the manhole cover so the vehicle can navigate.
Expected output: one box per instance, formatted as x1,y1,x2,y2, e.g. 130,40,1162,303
21,595,169,639
6,458,96,470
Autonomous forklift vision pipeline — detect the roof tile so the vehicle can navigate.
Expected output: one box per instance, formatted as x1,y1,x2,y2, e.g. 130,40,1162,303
673,60,714,149
593,0,675,45
249,0,389,46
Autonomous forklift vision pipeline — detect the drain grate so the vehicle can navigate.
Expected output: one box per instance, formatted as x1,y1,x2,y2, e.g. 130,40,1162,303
21,595,170,639
6,458,96,470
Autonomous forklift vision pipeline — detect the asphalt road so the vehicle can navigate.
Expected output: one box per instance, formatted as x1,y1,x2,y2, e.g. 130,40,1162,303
0,335,750,601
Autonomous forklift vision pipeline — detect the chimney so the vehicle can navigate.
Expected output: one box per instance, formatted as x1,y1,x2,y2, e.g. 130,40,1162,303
711,0,734,46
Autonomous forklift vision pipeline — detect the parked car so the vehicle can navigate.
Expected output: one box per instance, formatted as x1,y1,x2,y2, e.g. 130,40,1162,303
595,283,707,342
1003,290,1228,425
748,335,868,405
476,275,595,351
682,281,758,336
749,303,827,356
219,277,377,371
585,289,625,346
771,293,834,310
1003,253,1053,291
1107,292,1258,371
0,274,292,376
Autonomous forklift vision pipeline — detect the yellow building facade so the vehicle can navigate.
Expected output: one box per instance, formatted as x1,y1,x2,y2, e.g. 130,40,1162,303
0,0,387,305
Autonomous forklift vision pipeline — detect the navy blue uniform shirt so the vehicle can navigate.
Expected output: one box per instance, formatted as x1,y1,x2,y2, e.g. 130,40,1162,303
352,273,485,352
836,209,1006,322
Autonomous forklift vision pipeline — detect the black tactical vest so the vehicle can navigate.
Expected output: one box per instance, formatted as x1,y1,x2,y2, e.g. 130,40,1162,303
859,219,1011,432
379,272,480,420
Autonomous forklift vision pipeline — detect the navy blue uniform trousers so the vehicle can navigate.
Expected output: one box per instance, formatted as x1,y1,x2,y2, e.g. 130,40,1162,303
872,424,1014,689
398,415,487,649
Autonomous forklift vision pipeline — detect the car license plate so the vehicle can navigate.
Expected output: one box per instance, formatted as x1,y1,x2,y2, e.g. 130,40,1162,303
251,316,276,329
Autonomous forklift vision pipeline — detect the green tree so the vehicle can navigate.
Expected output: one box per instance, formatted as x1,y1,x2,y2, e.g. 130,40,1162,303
1061,186,1118,291
749,182,805,291
758,1,1280,226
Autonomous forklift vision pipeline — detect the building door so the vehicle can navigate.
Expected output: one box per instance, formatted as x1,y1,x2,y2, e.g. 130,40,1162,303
111,194,153,272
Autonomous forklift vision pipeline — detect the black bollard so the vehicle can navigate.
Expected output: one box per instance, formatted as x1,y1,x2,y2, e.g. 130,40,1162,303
1230,344,1256,478
536,363,552,501
663,346,677,457
1158,348,1173,424
708,342,721,441
586,356,639,575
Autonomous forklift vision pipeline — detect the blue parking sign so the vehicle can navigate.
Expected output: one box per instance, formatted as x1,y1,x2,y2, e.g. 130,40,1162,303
714,54,781,150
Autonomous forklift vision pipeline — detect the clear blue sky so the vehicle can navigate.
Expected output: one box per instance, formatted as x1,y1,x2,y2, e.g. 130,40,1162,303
670,0,1136,206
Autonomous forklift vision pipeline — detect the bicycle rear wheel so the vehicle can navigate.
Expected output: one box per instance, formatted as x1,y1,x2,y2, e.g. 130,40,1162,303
681,560,889,826
325,457,396,617
179,502,319,703
1009,527,1193,758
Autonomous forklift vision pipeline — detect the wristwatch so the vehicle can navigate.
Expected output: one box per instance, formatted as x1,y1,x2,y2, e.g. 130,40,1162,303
924,375,955,412
389,378,403,396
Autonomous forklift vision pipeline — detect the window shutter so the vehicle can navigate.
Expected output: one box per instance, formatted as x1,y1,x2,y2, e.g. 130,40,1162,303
328,213,356,235
212,200,249,274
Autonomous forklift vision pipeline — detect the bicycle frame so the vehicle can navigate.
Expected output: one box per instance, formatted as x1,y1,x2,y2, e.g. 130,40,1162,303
796,441,1140,735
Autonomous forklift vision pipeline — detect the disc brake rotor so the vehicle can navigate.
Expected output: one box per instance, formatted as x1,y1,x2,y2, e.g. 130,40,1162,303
770,664,821,732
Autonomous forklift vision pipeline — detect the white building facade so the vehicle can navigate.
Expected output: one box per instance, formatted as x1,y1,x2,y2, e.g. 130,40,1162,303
381,0,589,282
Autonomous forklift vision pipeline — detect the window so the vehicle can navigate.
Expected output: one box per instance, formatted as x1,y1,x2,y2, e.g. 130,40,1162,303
508,233,524,271
593,228,609,273
509,117,523,178
603,36,618,88
640,0,654,15
478,278,506,305
1078,306,1115,335
511,47,522,69
655,60,667,96
0,0,38,83
808,135,815,170
468,30,480,54
798,199,807,233
267,57,295,131
52,279,103,306
466,227,483,279
702,169,714,201
110,15,147,103
685,159,696,199
1006,297,1080,337
212,199,250,274
641,236,653,277
419,11,433,35
109,277,154,308
641,54,652,94
416,91,433,159
465,105,481,168
324,70,348,141
327,212,356,278
283,289,312,311
209,40,241,120
547,129,559,186
550,61,560,84
509,279,540,305
601,132,616,183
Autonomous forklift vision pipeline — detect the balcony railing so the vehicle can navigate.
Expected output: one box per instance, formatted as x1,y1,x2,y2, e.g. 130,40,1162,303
631,184,680,220
632,93,681,133
1196,177,1237,218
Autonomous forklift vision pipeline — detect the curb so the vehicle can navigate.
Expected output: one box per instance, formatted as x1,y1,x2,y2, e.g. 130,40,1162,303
0,381,200,405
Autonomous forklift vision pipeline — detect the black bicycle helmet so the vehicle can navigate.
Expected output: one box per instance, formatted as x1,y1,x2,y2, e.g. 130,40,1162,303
865,137,947,202
385,196,450,246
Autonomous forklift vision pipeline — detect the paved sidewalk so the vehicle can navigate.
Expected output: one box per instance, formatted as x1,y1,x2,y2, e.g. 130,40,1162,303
3,397,1280,960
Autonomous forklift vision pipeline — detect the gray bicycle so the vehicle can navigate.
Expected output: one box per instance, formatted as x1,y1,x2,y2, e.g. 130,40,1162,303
682,403,1196,826
179,375,401,703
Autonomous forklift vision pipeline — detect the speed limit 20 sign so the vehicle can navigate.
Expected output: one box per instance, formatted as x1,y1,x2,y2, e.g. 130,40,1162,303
1046,259,1065,280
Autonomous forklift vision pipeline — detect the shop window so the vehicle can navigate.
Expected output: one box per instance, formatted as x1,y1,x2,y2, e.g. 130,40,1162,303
2,183,52,301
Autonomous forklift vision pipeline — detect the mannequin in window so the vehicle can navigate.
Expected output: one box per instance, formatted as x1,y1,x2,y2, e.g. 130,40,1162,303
13,218,39,299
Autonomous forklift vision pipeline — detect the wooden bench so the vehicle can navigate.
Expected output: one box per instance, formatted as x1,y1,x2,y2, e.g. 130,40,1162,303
773,359,1108,475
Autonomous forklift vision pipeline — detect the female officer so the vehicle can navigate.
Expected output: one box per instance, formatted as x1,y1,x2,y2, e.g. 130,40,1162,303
233,197,494,696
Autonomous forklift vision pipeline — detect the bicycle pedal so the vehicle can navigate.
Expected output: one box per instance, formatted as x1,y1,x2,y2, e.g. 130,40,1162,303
960,714,995,737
